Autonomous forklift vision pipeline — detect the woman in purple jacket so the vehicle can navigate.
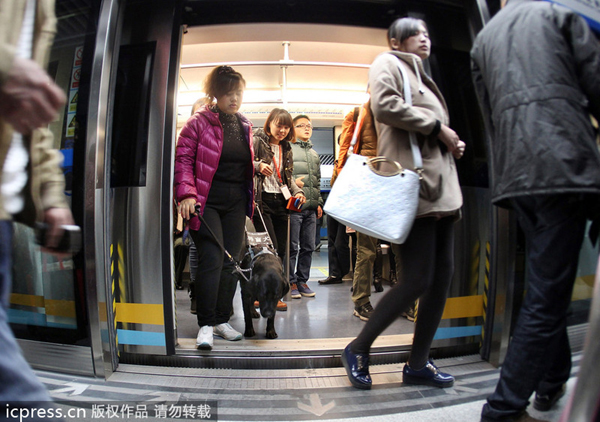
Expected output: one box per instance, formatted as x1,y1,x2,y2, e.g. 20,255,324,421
175,66,254,350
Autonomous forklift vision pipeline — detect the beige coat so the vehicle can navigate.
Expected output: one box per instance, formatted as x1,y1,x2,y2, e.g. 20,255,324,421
0,0,68,224
369,51,462,218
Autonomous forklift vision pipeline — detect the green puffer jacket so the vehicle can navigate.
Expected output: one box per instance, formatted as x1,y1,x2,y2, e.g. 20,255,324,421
290,139,323,211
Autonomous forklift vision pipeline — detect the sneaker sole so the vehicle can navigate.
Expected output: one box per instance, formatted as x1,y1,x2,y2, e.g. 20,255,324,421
402,373,454,388
196,342,212,350
299,292,315,297
291,293,301,299
353,309,370,321
214,334,242,341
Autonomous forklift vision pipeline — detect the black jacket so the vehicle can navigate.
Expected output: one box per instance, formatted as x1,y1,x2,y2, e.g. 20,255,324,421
471,0,600,207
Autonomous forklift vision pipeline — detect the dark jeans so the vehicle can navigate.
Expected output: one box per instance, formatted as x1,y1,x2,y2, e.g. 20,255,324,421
190,183,246,328
351,217,455,369
289,209,316,285
482,194,589,420
0,221,52,404
326,214,350,279
254,193,289,268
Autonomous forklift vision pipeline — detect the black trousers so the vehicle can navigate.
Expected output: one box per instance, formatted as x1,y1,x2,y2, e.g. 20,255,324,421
255,193,289,262
351,216,455,369
190,183,247,328
326,215,350,279
482,194,589,420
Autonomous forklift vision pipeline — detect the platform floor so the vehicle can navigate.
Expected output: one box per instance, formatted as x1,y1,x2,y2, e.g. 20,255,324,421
35,245,577,421
39,351,576,421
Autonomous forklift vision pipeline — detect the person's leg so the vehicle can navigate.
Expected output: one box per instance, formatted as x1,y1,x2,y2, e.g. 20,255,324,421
326,215,342,278
173,236,188,289
352,232,377,307
335,222,351,278
315,215,322,250
289,211,302,286
270,199,289,267
482,195,588,420
373,240,383,283
254,199,278,252
190,206,224,329
295,209,316,284
0,221,52,403
188,240,197,313
408,217,455,369
214,186,247,326
351,218,437,354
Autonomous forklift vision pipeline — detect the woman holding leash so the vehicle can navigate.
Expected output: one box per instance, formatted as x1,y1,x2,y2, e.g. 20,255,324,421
253,108,305,311
175,65,254,350
341,17,465,389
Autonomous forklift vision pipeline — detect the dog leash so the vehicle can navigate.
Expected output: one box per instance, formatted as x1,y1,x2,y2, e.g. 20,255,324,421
194,205,251,282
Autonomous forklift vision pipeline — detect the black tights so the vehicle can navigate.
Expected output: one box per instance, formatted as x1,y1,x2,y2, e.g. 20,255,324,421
350,217,455,370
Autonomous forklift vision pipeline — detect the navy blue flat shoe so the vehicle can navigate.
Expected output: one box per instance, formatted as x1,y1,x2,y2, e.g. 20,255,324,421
341,344,372,390
402,359,454,388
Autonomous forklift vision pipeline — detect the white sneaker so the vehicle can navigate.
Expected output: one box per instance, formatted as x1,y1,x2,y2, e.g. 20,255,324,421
213,322,242,341
196,326,213,350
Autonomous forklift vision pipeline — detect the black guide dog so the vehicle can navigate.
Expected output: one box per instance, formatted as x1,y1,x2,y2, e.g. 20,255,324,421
239,232,289,339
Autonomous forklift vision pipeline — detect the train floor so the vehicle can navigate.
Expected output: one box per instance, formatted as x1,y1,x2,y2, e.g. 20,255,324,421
39,352,577,421
174,246,415,348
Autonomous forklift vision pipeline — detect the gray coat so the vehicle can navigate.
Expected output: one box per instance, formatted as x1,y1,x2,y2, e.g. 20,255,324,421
471,0,600,207
369,51,463,218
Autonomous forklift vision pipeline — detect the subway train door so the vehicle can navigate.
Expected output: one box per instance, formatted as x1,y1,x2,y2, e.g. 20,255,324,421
85,0,183,373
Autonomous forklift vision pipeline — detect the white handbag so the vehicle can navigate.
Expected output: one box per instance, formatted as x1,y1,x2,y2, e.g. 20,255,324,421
324,60,422,244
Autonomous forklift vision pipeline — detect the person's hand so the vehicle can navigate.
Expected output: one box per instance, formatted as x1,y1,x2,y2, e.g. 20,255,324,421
453,140,466,159
295,176,305,188
178,198,199,220
317,205,323,219
0,57,66,134
438,124,460,153
41,208,75,257
294,193,306,205
259,162,273,177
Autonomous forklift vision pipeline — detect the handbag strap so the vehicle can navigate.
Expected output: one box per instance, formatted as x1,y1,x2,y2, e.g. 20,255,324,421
396,60,423,171
347,60,424,173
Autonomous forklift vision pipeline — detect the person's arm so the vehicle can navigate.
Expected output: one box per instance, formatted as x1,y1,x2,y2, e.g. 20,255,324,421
0,57,65,134
316,153,323,218
174,120,201,220
33,129,74,251
557,7,600,121
470,46,496,142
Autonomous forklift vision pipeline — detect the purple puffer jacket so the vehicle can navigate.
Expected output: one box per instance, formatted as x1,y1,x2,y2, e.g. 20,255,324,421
174,104,254,231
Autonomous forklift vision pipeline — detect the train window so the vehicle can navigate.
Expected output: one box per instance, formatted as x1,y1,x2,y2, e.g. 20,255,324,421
8,0,99,349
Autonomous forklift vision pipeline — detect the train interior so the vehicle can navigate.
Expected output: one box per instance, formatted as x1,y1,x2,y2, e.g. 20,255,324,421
7,0,597,380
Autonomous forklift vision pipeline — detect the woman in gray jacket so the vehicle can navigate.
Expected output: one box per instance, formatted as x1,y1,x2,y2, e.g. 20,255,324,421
341,17,465,390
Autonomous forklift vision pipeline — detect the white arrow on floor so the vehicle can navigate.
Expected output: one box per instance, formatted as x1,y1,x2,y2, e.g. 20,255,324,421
297,393,335,416
51,382,89,396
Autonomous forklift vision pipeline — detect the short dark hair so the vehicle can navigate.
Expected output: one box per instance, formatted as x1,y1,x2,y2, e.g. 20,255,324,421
387,17,427,49
293,115,311,124
203,66,245,104
264,108,296,143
